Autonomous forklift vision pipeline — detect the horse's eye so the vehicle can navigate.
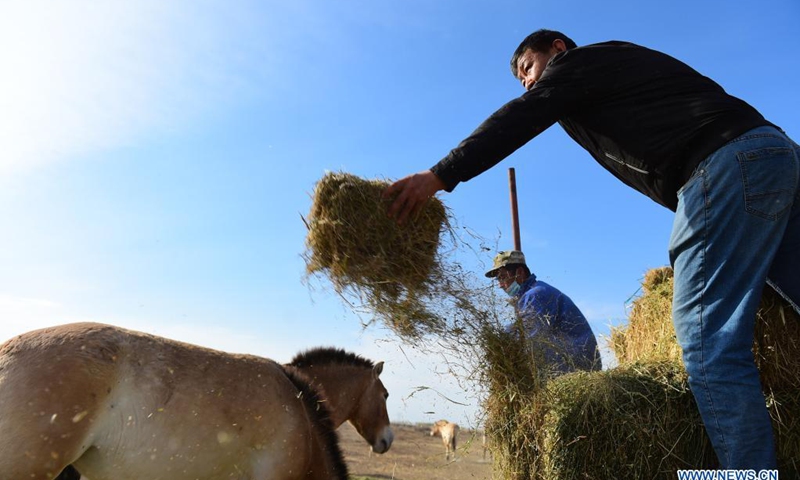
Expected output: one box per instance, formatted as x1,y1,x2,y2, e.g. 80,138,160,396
384,392,389,400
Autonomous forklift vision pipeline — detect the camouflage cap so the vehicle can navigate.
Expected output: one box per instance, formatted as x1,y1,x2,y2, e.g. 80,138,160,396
485,250,527,278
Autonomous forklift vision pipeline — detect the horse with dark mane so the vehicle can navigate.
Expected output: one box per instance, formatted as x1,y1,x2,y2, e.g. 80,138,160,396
0,322,393,480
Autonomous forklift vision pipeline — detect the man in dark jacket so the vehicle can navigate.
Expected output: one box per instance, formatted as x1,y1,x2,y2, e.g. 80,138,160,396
384,29,799,470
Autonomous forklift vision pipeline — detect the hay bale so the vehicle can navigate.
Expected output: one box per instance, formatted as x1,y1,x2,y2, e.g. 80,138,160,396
609,266,679,365
303,172,450,337
482,267,800,479
540,362,716,479
539,363,800,479
610,266,800,391
484,359,800,479
754,290,800,392
482,325,547,480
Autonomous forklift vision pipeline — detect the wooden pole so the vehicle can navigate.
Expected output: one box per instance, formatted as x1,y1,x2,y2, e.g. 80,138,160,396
508,168,521,251
508,168,526,343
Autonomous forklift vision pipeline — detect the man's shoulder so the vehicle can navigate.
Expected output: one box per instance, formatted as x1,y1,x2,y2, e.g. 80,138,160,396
581,40,645,50
520,280,562,304
525,280,579,306
529,280,560,294
558,40,660,60
546,40,673,82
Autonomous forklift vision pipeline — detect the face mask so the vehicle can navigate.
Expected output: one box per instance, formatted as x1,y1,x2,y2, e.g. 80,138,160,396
504,281,521,297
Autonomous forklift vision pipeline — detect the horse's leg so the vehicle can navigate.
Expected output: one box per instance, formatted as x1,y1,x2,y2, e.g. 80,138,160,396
0,347,114,478
0,395,93,480
55,466,82,480
0,390,99,479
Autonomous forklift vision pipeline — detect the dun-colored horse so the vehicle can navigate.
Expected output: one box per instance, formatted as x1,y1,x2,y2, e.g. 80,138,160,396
0,322,393,480
430,419,459,461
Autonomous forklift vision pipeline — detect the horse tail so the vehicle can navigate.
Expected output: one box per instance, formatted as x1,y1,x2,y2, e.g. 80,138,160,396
282,366,349,480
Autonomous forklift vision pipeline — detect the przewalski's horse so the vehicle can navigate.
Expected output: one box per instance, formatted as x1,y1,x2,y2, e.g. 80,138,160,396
430,419,459,461
0,322,393,480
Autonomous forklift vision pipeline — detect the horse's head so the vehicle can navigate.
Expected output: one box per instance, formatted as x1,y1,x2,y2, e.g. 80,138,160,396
430,419,447,436
349,361,394,454
288,348,394,454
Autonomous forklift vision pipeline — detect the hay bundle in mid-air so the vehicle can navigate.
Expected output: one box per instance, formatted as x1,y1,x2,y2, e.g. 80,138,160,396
303,172,451,337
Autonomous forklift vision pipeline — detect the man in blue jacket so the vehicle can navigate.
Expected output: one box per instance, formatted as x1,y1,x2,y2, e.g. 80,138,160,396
384,29,799,470
486,250,601,375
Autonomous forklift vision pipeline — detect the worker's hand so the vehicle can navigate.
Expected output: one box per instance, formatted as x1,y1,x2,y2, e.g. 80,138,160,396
383,170,446,225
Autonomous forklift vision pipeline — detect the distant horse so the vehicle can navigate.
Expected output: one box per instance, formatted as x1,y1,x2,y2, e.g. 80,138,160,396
430,419,459,461
0,322,393,480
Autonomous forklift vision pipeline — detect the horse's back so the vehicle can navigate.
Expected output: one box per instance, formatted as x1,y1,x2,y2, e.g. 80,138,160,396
0,322,315,480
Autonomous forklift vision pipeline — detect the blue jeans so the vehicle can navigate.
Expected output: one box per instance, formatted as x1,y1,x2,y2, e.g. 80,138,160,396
668,126,800,469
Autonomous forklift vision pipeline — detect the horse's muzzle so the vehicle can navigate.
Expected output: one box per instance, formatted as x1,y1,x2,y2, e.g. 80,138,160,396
371,426,394,454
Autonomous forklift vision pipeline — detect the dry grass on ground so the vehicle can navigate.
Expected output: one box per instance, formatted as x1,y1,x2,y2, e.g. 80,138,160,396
339,422,493,480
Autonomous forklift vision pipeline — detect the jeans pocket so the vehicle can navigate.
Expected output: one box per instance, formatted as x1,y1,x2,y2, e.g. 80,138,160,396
737,146,797,221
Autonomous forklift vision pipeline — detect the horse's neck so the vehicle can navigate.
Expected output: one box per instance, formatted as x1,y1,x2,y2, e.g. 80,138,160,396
300,365,362,428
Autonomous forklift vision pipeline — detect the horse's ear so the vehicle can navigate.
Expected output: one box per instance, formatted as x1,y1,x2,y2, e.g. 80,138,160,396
373,361,384,378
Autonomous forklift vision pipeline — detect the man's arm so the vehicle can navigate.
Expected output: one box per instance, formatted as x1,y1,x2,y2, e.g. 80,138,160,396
385,89,563,224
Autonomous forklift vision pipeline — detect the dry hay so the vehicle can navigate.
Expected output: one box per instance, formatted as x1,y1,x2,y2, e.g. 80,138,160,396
540,362,716,479
609,266,680,366
304,171,454,338
482,267,800,479
540,363,800,479
482,325,547,480
611,266,800,391
485,358,800,479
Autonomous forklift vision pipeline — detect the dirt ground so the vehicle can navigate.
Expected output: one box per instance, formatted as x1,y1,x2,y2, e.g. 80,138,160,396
339,422,494,480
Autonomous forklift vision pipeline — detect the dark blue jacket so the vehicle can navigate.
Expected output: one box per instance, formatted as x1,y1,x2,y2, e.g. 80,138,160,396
507,277,601,375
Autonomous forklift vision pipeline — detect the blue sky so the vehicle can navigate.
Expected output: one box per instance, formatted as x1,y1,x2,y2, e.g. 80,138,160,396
1,0,798,427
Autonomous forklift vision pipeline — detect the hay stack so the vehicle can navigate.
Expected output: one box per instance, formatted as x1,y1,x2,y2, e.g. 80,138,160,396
540,362,716,478
486,361,800,478
611,266,800,391
609,267,680,365
539,364,800,479
483,267,800,478
482,326,546,479
303,172,450,337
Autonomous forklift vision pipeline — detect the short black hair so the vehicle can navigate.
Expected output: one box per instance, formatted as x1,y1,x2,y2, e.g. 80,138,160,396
510,29,578,76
